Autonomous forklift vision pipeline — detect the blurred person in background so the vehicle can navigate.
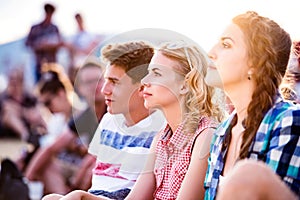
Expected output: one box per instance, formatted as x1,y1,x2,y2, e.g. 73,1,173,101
65,13,102,85
0,67,46,172
281,40,300,103
0,67,46,141
25,62,107,195
25,3,63,82
24,63,83,194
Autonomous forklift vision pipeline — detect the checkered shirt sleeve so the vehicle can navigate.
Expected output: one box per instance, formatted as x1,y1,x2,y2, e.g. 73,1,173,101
249,100,300,195
204,98,300,199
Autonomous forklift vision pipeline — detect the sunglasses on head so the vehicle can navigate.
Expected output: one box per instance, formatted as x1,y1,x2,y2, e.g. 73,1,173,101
165,40,193,71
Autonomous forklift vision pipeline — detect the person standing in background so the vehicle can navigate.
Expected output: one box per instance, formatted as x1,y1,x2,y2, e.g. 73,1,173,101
66,13,101,85
25,3,63,81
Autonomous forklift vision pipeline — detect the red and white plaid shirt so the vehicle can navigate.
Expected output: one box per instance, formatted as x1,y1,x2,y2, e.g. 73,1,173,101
154,116,217,200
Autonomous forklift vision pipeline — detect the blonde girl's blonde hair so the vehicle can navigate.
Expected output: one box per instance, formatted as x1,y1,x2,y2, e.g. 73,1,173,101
158,41,225,134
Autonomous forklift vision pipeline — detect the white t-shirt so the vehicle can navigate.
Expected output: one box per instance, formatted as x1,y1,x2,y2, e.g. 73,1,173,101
39,113,68,147
88,110,166,192
71,31,98,67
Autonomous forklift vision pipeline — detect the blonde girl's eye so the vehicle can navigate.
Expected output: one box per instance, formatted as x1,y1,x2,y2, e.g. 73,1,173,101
154,71,161,76
149,68,162,77
222,41,231,49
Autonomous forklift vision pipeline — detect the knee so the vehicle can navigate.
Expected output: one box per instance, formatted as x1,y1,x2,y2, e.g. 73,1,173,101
232,159,273,183
218,160,297,200
217,160,271,200
42,193,63,200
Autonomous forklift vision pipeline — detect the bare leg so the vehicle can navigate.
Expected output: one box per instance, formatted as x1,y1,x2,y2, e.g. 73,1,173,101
217,159,297,200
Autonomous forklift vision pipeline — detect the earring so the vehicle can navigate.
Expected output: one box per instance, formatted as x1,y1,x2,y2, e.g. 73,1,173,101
247,73,251,80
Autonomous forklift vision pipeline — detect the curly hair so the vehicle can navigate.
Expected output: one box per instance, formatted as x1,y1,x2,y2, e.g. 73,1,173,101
232,11,292,159
158,41,225,134
101,41,154,84
293,41,300,66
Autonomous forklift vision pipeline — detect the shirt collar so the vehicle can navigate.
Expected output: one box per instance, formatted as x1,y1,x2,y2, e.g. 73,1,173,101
215,111,236,137
275,92,284,104
161,123,190,150
215,92,283,138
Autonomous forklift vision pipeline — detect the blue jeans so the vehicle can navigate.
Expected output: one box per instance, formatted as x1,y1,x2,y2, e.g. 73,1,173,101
89,188,131,200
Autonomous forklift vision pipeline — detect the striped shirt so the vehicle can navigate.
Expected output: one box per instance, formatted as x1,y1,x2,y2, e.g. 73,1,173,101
88,111,166,193
204,95,300,199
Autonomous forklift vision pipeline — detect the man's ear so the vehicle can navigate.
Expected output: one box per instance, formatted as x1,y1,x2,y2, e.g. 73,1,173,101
179,81,189,95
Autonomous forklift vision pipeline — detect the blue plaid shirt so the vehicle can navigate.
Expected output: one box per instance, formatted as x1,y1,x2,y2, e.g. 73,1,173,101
204,96,300,199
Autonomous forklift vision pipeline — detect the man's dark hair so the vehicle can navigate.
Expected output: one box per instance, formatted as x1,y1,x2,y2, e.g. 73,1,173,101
44,3,55,14
101,41,154,83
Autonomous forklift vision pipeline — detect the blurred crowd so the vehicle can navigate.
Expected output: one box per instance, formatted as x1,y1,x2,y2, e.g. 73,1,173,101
0,3,107,198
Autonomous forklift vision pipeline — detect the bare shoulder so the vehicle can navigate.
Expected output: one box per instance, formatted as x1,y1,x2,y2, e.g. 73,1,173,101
193,127,215,159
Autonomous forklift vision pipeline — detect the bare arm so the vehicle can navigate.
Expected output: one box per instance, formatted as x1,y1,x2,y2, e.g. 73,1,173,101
125,134,160,200
1,100,29,140
25,128,76,179
176,128,214,200
62,190,110,200
70,154,96,190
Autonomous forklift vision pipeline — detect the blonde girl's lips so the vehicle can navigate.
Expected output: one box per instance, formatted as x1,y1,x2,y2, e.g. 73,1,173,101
208,65,217,70
142,92,152,98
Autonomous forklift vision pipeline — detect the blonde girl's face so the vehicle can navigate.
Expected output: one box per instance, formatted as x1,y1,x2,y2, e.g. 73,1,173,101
205,23,249,90
141,51,185,110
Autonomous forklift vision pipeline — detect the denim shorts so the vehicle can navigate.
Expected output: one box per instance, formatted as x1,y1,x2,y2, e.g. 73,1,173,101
89,188,131,200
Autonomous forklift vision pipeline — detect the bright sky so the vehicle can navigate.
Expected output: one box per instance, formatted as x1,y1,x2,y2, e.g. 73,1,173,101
1,0,300,51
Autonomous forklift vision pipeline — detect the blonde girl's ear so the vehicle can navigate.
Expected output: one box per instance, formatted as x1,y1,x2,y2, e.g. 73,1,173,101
179,81,189,95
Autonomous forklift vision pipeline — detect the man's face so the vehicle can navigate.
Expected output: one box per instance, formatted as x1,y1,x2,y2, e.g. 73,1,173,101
101,64,141,115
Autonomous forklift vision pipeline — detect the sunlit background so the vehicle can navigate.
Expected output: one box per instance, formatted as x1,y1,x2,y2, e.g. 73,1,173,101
0,0,299,88
1,0,300,48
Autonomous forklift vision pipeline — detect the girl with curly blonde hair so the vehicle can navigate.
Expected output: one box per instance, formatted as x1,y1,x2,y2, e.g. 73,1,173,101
124,40,225,200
